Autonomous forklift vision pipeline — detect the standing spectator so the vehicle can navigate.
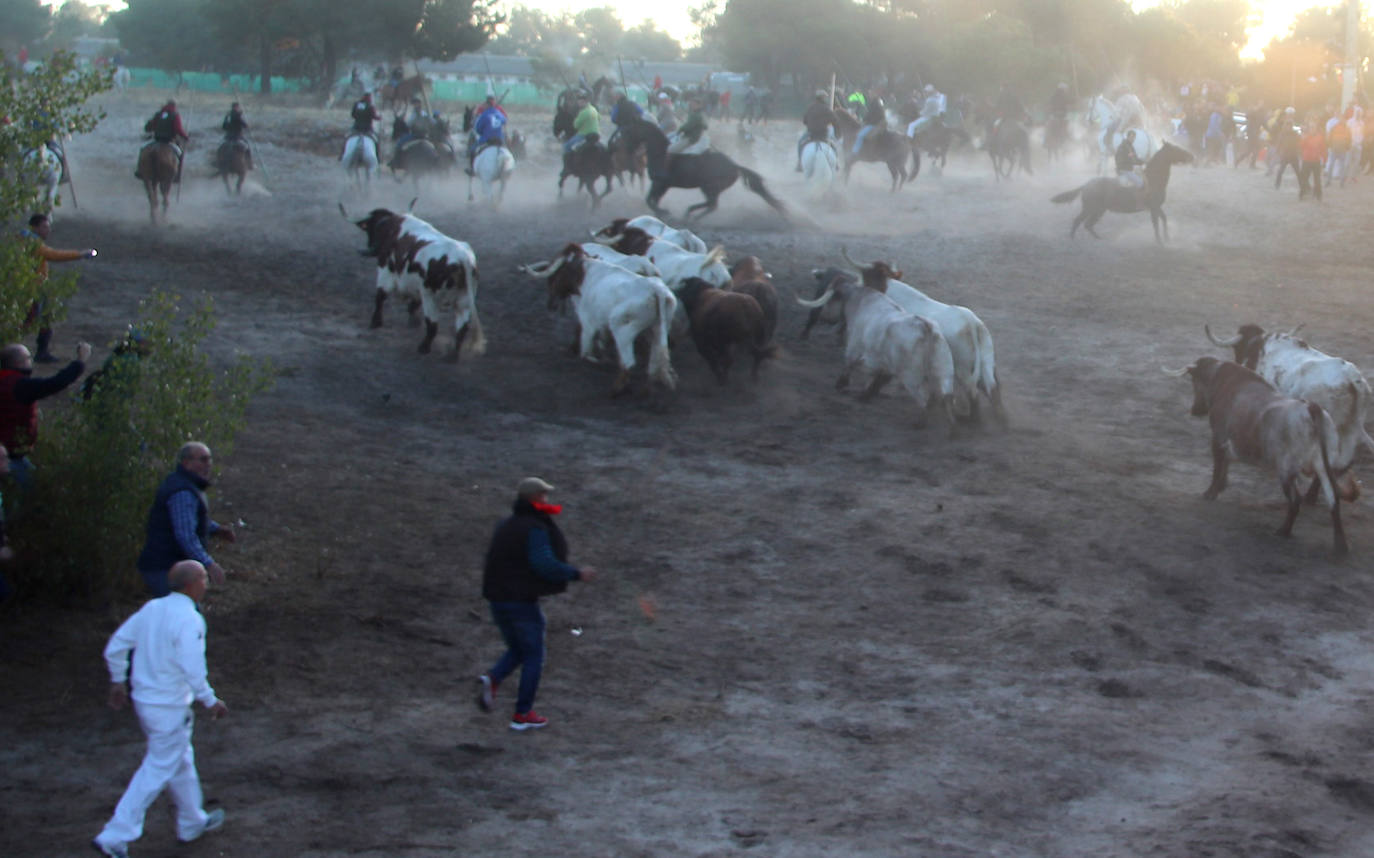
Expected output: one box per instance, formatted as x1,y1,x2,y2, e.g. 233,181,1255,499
1272,108,1300,189
476,477,597,731
742,87,758,124
19,213,97,363
758,89,773,124
0,341,90,491
1237,99,1266,169
1297,118,1326,201
0,445,12,602
1346,105,1363,185
1326,107,1352,185
91,560,228,858
719,88,732,121
135,442,235,597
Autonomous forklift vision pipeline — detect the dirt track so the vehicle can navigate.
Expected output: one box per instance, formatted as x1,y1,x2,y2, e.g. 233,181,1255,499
2,91,1374,858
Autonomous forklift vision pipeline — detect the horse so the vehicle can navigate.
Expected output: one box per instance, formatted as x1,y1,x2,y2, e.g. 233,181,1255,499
1044,114,1071,162
21,145,62,215
379,74,428,112
213,139,252,195
137,142,178,224
831,108,913,192
558,135,616,207
1050,140,1194,243
901,100,970,173
985,119,1032,180
341,133,379,190
617,118,788,221
468,143,515,206
1087,95,1154,174
388,114,444,185
799,139,839,200
611,131,648,189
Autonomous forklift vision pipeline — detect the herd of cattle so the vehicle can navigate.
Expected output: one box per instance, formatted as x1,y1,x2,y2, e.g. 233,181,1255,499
339,205,1372,556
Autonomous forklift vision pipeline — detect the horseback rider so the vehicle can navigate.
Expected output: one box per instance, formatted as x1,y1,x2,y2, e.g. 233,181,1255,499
845,91,867,122
907,84,946,137
668,97,709,157
1048,82,1072,120
563,91,601,154
655,92,679,135
851,93,885,157
350,92,380,135
219,101,253,170
466,96,508,176
400,97,433,144
992,84,1028,138
28,103,68,183
1115,129,1146,191
1102,87,1145,150
136,99,189,182
797,89,839,172
609,90,644,128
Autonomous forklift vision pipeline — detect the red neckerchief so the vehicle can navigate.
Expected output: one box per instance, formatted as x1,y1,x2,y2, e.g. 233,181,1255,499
531,500,562,516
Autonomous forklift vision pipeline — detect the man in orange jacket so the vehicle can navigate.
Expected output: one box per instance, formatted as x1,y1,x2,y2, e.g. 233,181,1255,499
19,213,96,363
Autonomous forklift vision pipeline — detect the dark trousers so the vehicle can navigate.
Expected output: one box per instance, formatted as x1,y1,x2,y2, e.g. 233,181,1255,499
1273,155,1299,188
1298,160,1323,199
487,601,546,714
141,568,171,597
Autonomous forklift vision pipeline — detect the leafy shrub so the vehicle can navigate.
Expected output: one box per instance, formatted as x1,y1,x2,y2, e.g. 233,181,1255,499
9,292,274,605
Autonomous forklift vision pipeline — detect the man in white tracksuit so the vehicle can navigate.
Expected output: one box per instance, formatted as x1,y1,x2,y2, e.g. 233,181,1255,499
92,560,228,858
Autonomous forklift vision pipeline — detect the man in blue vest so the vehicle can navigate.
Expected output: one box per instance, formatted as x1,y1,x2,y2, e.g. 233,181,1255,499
136,442,235,597
466,95,508,175
476,477,597,731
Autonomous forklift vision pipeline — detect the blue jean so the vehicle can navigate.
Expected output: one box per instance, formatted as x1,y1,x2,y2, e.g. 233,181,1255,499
563,134,586,154
487,601,546,714
853,125,875,155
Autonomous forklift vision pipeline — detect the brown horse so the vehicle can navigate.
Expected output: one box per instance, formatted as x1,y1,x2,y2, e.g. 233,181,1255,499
380,75,429,112
213,140,252,195
611,133,647,188
832,108,914,192
138,142,178,224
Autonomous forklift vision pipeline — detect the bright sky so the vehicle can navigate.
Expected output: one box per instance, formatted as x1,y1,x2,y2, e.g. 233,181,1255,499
510,0,1346,59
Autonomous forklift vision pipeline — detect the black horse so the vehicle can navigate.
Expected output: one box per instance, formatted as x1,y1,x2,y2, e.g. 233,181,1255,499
388,114,444,184
617,119,788,221
1051,141,1195,243
985,119,1032,180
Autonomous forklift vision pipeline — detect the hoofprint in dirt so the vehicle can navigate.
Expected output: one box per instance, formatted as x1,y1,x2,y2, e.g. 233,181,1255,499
2,95,1374,858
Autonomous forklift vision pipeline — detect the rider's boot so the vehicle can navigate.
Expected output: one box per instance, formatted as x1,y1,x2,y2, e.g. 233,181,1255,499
174,154,183,184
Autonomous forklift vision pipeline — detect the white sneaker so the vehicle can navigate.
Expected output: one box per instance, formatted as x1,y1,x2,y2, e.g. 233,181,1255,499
91,839,130,858
179,808,225,842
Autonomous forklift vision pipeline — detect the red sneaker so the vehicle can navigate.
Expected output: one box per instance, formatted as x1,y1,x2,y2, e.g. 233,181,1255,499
510,710,548,731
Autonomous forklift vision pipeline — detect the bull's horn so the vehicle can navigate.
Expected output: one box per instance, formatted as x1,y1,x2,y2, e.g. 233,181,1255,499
518,261,551,275
701,246,727,270
338,202,353,222
839,246,865,272
795,285,835,309
406,196,419,213
1204,324,1241,347
1160,364,1192,377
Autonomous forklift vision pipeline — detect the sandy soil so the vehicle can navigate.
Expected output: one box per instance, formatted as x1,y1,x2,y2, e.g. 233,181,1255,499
2,90,1374,858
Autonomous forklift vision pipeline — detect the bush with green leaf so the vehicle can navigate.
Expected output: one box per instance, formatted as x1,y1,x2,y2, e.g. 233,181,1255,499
9,292,274,605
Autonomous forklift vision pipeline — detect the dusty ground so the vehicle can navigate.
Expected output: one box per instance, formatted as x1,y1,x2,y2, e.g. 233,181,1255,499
3,90,1374,858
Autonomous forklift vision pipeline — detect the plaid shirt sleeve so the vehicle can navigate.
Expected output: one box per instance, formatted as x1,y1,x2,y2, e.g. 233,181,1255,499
167,491,214,566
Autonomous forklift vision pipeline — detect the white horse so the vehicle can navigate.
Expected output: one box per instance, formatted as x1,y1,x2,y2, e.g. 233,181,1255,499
1088,95,1154,173
800,139,838,199
467,144,515,206
22,146,63,215
341,133,379,190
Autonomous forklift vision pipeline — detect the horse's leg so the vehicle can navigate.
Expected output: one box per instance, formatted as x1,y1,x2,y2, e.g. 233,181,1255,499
1084,206,1105,238
145,180,157,225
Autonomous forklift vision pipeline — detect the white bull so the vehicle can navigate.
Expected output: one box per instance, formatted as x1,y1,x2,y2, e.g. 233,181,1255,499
1206,323,1373,500
343,205,485,361
796,269,956,430
592,215,708,252
579,243,661,278
823,250,1007,427
519,244,677,395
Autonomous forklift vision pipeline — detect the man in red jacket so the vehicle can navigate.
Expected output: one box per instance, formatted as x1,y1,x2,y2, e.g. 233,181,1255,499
136,100,190,182
0,341,91,490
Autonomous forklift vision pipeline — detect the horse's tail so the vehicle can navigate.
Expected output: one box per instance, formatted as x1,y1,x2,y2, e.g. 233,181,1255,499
738,167,788,218
1051,185,1084,204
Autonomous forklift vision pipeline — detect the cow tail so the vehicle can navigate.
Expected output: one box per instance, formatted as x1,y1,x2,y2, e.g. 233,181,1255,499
649,288,677,390
1051,185,1084,203
1310,402,1338,509
463,265,487,355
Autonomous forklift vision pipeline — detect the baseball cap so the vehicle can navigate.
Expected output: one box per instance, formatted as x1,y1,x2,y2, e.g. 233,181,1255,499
517,477,556,496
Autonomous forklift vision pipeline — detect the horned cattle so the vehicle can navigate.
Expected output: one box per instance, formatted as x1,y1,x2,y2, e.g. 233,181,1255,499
676,277,777,384
796,269,956,430
1206,323,1372,500
726,257,778,343
519,244,677,395
343,205,485,361
1169,357,1348,556
592,215,709,252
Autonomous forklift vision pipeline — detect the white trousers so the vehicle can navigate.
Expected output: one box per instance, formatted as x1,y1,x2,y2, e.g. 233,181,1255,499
96,702,209,846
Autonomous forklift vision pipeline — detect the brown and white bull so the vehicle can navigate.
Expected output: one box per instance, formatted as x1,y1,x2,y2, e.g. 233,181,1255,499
1169,356,1349,556
808,250,1006,427
519,244,677,395
1206,323,1372,501
796,268,956,430
591,215,708,253
343,205,485,361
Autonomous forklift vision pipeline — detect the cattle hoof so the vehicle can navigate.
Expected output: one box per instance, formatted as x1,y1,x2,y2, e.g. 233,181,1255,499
417,343,432,355
369,318,383,329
